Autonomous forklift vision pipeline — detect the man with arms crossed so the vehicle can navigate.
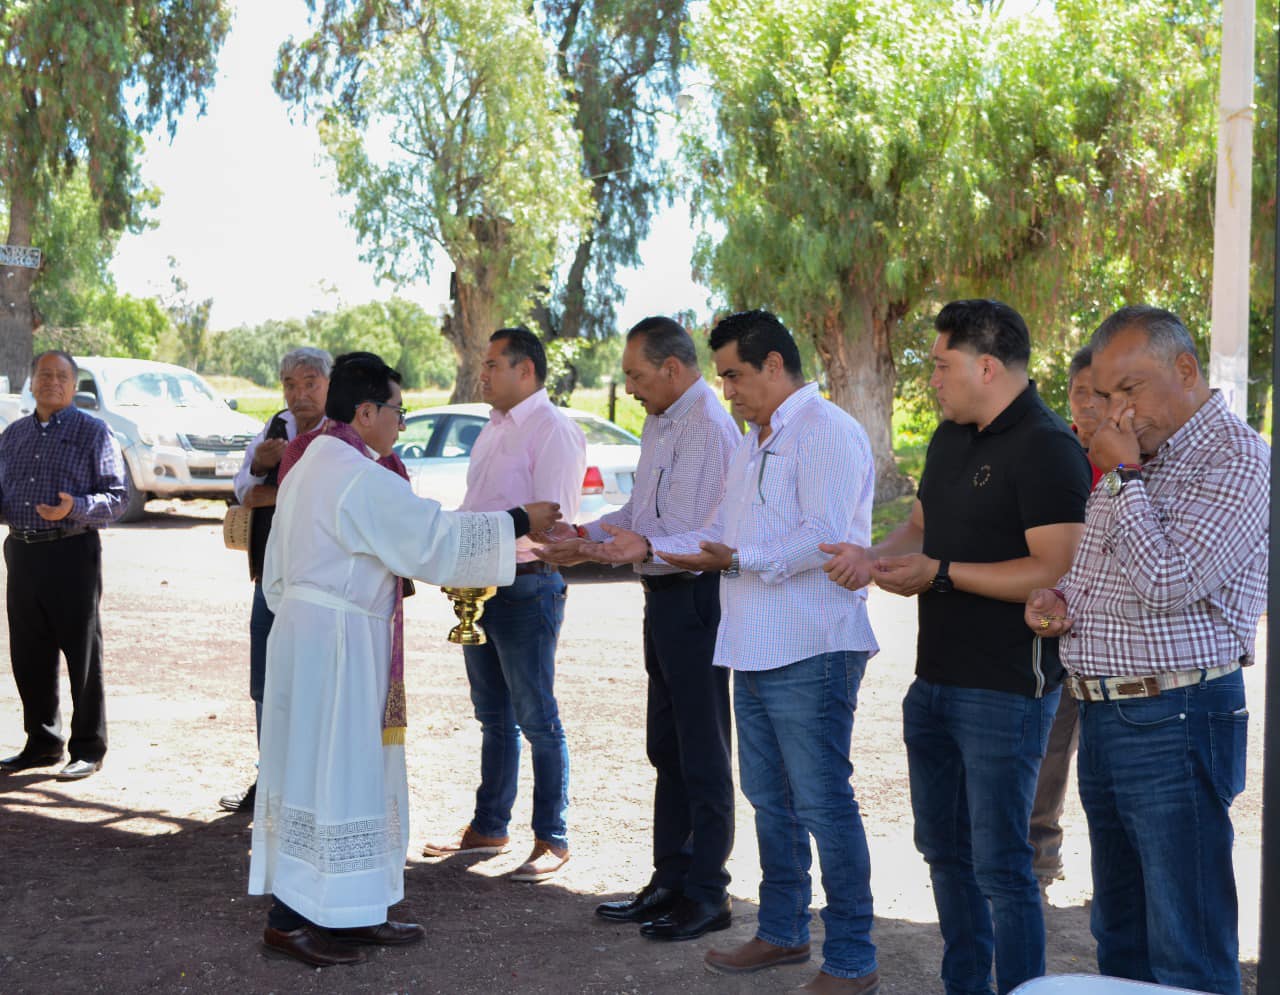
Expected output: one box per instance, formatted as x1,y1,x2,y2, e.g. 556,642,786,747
538,315,740,939
1027,306,1266,995
581,310,881,994
423,326,586,883
825,299,1090,994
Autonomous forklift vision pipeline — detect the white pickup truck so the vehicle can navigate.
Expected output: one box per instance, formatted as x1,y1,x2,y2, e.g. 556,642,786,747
0,356,264,521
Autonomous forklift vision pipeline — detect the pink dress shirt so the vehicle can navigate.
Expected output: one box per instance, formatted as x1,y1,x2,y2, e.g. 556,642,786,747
459,388,586,562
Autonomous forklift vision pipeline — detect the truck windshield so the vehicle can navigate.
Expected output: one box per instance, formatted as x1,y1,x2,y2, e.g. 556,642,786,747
114,371,222,408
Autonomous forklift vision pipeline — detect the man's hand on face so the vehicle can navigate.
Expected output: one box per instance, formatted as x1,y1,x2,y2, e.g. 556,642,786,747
1089,408,1141,471
252,438,288,473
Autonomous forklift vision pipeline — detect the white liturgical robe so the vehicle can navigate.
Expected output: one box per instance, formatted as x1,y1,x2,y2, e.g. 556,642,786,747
248,434,515,927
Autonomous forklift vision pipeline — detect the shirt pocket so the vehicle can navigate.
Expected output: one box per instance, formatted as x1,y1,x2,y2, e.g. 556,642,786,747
751,452,793,510
653,464,674,519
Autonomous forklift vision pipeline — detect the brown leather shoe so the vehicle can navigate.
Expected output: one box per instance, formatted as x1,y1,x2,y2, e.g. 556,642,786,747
262,927,366,967
421,824,510,857
704,936,811,975
329,920,425,946
509,840,569,882
788,968,881,994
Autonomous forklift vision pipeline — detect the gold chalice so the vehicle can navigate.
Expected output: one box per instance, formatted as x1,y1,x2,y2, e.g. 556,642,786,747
441,586,497,645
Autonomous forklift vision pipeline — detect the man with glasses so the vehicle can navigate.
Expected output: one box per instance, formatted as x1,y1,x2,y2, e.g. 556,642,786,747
219,346,331,814
422,327,586,883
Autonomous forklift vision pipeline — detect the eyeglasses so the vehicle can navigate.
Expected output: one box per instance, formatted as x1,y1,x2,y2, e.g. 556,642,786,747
370,401,407,426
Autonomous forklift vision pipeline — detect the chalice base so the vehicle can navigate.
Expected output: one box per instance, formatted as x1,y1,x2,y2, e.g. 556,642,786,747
442,586,497,645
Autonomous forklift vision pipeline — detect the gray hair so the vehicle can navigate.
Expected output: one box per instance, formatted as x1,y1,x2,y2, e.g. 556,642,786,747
1089,306,1201,371
279,346,333,380
626,315,698,368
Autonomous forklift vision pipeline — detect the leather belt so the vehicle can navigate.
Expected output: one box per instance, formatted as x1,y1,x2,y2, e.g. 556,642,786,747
8,526,91,544
1066,660,1241,702
514,561,555,576
640,571,699,593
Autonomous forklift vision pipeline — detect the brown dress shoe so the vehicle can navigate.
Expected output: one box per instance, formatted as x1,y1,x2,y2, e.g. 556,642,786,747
329,920,425,946
788,968,881,994
704,936,811,975
262,927,366,967
509,840,569,882
422,824,510,857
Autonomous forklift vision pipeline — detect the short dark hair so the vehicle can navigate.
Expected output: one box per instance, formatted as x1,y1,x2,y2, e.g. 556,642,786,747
32,350,77,378
626,315,698,368
491,326,547,384
1090,305,1201,371
1067,346,1093,388
324,351,401,423
708,309,803,378
934,299,1031,370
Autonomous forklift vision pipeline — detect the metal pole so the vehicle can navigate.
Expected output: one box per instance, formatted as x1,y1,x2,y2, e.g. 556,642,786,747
1257,14,1280,990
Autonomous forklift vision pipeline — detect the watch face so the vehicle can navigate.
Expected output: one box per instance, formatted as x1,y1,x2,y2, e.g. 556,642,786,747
1102,470,1121,497
930,576,953,593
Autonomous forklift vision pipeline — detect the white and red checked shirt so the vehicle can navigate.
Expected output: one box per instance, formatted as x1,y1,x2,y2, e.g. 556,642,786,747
1058,390,1269,677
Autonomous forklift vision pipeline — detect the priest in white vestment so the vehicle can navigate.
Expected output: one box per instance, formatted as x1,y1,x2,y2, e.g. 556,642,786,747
247,352,561,968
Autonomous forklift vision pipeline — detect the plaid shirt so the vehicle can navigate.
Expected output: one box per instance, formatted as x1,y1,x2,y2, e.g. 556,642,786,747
585,377,741,575
0,406,126,531
1059,390,1268,676
657,383,880,672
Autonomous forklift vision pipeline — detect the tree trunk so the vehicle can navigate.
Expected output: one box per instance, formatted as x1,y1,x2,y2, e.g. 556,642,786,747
0,183,37,392
444,277,497,403
816,293,915,505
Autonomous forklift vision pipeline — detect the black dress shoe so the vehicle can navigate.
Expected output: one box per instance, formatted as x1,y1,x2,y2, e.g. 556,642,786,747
328,920,425,946
595,884,681,923
56,759,102,781
640,895,732,941
262,926,366,967
218,781,256,813
0,751,63,773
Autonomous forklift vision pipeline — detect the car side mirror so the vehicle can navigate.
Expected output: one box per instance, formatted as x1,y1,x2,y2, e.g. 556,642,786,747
226,398,239,410
73,391,99,411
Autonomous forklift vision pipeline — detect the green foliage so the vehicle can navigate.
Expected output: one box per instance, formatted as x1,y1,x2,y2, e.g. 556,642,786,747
278,0,592,327
534,0,687,340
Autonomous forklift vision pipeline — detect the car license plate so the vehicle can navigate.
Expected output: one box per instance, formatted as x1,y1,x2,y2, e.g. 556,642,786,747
215,456,241,477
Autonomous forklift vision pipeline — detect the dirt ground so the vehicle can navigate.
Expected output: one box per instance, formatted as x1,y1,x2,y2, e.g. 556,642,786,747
0,502,1264,994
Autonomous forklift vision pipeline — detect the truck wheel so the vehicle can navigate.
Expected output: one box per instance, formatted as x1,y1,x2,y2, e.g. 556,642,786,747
119,466,148,523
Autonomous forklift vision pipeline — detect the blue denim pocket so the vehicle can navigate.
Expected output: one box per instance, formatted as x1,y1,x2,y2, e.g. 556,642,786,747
1112,692,1187,729
1208,710,1248,804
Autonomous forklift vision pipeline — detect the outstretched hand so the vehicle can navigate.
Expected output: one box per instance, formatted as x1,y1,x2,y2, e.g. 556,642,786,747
656,541,734,573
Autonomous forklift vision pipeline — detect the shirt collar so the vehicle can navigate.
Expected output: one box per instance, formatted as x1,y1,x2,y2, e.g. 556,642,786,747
977,381,1039,436
764,382,821,436
491,388,550,427
658,377,712,424
1147,389,1228,465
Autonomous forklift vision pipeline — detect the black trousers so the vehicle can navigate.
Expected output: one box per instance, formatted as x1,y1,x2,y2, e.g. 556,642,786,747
4,531,107,762
642,571,734,904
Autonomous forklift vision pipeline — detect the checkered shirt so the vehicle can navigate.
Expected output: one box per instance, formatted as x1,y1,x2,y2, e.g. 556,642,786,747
657,383,880,672
0,406,126,530
584,377,741,575
1058,390,1268,676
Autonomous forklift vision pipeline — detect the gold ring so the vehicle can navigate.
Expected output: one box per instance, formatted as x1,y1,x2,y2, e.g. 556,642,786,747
1039,617,1050,630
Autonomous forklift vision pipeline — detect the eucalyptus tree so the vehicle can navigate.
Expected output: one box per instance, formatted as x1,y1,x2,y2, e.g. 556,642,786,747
686,0,1250,500
276,1,592,401
0,0,230,387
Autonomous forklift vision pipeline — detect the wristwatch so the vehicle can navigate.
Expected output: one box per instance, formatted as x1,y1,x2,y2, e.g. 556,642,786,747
722,551,741,578
930,560,953,594
1102,463,1142,497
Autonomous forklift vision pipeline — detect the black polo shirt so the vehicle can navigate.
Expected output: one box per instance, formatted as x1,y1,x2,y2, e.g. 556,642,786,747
916,382,1090,697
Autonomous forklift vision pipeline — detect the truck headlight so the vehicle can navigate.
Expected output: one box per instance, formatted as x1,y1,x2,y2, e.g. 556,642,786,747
138,429,182,448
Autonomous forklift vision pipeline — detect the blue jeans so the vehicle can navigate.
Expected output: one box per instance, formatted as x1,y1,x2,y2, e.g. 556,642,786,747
903,678,1058,995
463,571,570,850
1077,667,1246,995
249,581,274,743
733,651,876,980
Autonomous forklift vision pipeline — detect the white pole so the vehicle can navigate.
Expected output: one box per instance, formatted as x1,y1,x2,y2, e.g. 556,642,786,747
1209,0,1256,420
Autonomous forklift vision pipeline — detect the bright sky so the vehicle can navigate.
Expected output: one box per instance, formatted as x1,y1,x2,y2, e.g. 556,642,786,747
109,0,712,333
